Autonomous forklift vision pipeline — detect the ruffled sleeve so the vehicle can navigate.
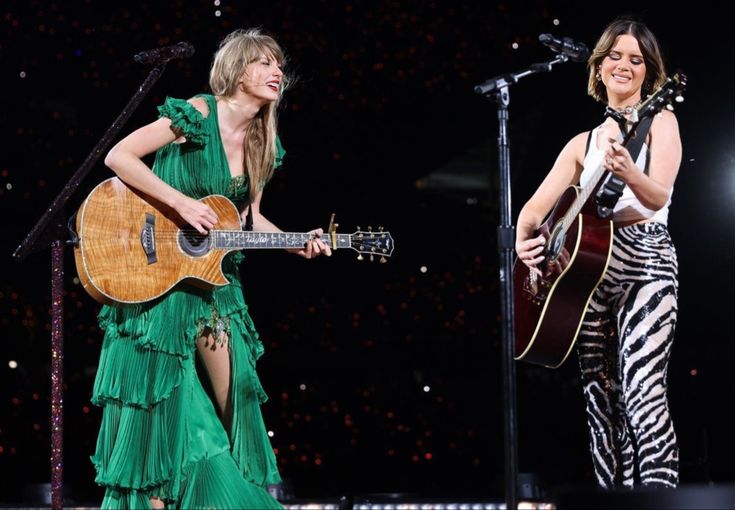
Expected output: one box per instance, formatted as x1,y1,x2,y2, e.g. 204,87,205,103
274,136,286,169
157,97,207,145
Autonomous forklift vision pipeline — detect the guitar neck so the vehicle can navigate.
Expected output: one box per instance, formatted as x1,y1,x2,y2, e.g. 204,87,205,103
212,231,353,250
572,152,608,216
550,151,606,238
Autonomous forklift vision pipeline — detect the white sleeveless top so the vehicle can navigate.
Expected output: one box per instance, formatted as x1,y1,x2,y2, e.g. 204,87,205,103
580,125,672,225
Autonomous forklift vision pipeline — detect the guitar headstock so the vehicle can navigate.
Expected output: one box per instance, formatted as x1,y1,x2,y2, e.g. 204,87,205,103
350,227,394,262
636,71,687,120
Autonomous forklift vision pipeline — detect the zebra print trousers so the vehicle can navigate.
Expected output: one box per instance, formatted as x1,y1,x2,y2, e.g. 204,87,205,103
577,222,679,488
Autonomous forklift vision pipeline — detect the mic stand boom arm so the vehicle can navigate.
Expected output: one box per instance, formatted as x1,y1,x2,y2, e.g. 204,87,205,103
473,52,571,510
473,53,570,95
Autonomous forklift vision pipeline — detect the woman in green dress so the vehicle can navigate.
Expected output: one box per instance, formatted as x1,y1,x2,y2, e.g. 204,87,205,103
92,28,330,509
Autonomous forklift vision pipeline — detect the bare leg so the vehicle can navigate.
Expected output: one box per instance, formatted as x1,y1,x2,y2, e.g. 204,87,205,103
149,496,165,509
145,329,232,509
196,328,233,427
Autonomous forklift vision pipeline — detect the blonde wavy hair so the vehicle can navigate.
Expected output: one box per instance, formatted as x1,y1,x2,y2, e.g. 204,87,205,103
209,28,289,200
587,18,667,104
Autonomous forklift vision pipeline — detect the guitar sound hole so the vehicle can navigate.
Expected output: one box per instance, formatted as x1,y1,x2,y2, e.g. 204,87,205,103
178,229,212,257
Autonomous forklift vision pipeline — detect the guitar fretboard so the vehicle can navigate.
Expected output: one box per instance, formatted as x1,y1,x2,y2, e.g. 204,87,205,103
212,231,353,250
559,151,607,232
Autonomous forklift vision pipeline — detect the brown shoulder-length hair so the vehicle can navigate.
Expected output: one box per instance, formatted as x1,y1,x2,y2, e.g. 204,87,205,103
587,18,667,104
209,28,290,200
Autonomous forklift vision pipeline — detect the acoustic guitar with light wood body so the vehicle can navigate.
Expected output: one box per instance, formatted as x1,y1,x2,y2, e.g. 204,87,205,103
72,177,394,305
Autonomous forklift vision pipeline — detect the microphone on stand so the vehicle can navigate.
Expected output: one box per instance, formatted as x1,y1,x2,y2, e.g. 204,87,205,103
538,33,590,62
133,42,195,65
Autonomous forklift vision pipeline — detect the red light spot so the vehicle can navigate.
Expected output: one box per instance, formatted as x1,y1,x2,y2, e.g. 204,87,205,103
425,453,433,460
82,406,90,414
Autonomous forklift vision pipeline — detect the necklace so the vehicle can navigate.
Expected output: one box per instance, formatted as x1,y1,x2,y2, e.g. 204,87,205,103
604,99,643,130
606,98,643,116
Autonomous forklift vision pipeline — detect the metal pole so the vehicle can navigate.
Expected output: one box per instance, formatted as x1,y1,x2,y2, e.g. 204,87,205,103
495,89,518,510
50,239,65,510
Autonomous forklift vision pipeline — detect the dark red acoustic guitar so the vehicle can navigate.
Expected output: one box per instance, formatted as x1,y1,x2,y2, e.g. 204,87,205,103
513,73,686,368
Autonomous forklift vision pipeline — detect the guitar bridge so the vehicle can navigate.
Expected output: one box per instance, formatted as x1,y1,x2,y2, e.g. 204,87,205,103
522,272,550,305
140,213,157,264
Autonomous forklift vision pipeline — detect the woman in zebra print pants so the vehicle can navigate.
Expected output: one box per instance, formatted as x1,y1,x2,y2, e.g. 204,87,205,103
515,17,682,488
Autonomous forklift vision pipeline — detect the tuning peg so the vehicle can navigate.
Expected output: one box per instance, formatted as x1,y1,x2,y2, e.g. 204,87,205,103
368,226,373,233
378,226,384,232
370,254,374,262
357,254,364,261
380,256,387,263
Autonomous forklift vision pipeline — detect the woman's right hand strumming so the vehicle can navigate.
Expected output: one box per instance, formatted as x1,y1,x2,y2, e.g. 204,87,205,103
172,195,219,235
515,234,546,276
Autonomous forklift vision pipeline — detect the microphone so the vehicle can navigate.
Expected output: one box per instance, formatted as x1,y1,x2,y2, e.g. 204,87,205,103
134,42,195,65
538,33,590,62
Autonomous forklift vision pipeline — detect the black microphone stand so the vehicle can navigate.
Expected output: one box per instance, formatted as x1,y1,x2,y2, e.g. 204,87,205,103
12,60,170,510
474,52,572,510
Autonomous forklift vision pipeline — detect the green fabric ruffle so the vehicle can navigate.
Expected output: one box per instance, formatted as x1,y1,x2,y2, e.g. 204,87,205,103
157,96,208,145
92,288,281,506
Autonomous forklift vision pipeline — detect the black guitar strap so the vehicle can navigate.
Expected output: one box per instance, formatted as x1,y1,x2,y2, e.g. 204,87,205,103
592,110,654,218
244,205,254,231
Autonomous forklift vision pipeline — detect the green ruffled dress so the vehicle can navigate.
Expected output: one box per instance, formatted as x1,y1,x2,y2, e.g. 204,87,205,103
91,94,285,509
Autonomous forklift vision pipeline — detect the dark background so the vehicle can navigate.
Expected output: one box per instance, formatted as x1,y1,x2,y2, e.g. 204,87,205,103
1,0,733,505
